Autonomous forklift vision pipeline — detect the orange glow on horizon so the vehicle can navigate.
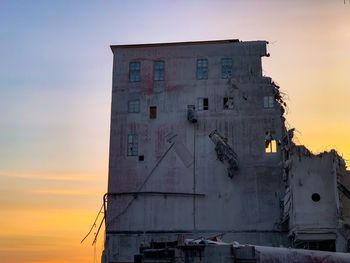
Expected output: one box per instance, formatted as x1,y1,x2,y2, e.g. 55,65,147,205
1,1,350,262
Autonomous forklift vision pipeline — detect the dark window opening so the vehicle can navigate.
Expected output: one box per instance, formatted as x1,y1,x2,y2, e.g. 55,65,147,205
150,106,157,119
294,240,335,252
312,193,321,202
223,97,234,110
138,155,144,161
198,98,209,111
187,105,197,123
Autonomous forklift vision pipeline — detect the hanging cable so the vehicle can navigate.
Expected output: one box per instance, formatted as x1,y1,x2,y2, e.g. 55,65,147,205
84,142,175,246
106,142,175,229
92,214,105,245
81,203,104,244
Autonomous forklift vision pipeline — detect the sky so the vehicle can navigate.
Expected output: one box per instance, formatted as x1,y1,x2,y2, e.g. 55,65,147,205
1,0,350,262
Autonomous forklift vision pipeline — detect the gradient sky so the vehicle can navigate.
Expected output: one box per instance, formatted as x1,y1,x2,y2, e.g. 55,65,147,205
1,1,350,262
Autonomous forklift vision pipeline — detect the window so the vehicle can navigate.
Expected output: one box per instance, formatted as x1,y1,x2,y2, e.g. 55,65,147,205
129,62,140,82
222,58,233,79
187,105,197,123
223,97,234,110
128,99,140,113
265,131,277,153
264,96,274,108
196,59,208,80
198,98,209,111
154,61,164,81
149,106,157,119
127,134,138,156
265,139,277,153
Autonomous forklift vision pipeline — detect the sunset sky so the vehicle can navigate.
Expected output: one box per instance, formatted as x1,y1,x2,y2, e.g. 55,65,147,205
1,1,350,262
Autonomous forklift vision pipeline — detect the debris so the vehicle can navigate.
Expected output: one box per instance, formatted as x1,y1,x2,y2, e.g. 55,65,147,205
209,130,238,178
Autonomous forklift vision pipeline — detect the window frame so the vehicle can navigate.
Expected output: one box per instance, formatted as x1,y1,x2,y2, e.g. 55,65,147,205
265,131,277,153
265,139,277,153
149,106,157,119
196,59,208,80
263,96,274,109
198,97,209,111
221,58,233,79
223,97,234,110
127,134,138,156
128,99,140,113
153,61,165,81
129,61,141,82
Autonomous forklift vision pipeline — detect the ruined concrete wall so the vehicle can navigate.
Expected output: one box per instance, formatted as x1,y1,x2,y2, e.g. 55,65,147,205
288,146,338,231
105,41,287,262
285,146,350,251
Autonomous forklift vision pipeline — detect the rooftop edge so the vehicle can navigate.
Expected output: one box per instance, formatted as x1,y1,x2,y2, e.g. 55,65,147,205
109,39,258,50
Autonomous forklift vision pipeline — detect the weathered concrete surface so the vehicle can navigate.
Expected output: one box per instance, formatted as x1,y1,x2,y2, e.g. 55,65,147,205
284,146,350,251
102,39,350,263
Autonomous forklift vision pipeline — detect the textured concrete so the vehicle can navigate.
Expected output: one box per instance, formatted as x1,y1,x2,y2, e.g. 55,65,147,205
103,40,350,263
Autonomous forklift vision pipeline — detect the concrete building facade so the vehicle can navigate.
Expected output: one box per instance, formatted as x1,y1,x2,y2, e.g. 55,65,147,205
102,39,350,263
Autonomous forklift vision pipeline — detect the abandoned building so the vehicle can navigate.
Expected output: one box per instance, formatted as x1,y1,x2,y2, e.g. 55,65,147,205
101,39,350,263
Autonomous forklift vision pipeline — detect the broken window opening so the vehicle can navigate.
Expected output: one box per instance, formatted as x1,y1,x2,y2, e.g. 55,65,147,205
223,97,234,110
149,106,157,119
187,105,197,123
221,58,233,79
138,155,144,161
294,240,335,252
196,59,208,80
154,61,165,81
263,96,274,108
265,139,277,153
265,131,277,153
127,134,138,156
128,99,140,113
198,98,209,111
129,62,140,82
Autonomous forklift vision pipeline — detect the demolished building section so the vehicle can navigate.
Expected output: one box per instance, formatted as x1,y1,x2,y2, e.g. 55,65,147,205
135,238,350,263
102,39,350,263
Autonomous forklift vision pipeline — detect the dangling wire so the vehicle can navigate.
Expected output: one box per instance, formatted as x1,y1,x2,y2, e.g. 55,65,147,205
81,203,104,244
92,214,105,245
93,234,97,263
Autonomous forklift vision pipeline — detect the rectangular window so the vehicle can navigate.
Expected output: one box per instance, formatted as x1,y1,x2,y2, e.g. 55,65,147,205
198,98,209,111
221,58,233,79
265,131,277,153
154,61,165,81
128,99,140,113
196,59,208,80
129,62,140,82
127,134,138,156
149,106,157,119
223,97,234,110
263,96,274,108
265,140,277,153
